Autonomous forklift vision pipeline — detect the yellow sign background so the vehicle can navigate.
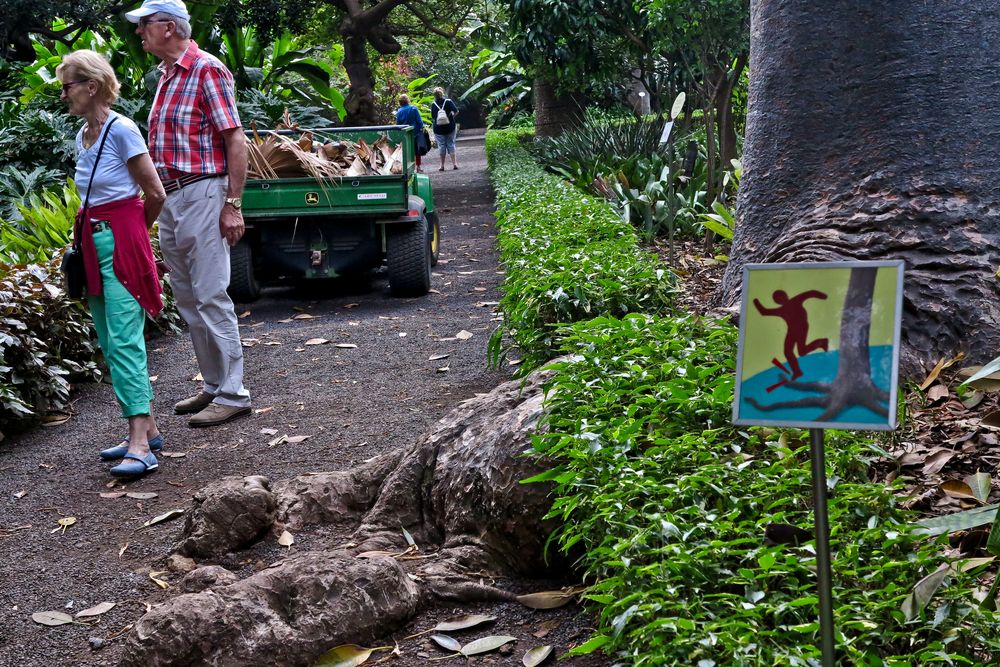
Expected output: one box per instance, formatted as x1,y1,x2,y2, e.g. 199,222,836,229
741,266,899,379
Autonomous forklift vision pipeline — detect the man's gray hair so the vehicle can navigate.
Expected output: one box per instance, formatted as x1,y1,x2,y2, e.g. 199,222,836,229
157,12,192,38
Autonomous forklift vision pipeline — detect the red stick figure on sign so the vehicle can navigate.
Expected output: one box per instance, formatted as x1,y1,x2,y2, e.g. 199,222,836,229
754,289,829,389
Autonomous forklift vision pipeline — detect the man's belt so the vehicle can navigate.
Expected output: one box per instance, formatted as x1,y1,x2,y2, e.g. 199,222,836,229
161,173,224,194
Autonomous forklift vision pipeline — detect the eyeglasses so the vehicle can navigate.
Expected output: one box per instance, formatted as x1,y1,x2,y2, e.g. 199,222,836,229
61,80,90,93
139,17,173,28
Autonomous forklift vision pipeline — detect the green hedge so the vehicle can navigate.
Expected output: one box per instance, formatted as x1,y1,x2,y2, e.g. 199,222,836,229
485,130,675,370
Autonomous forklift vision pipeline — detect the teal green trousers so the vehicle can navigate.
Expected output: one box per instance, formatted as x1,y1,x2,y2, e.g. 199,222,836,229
87,226,153,417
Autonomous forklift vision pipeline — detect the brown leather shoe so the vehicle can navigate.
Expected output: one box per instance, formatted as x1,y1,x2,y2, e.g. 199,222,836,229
174,391,214,415
188,403,251,428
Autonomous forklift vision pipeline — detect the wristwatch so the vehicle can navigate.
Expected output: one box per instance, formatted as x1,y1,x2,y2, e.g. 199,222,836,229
225,196,242,210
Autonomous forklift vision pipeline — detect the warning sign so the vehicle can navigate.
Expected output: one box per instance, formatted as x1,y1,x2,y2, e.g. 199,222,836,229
733,260,904,430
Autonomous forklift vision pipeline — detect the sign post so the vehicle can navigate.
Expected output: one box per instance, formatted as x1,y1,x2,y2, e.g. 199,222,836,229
733,261,904,667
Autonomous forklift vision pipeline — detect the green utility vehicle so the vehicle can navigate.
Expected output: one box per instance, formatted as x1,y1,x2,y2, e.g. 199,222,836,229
228,125,439,302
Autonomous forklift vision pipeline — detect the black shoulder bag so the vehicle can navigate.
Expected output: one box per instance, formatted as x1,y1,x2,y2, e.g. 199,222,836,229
61,116,117,299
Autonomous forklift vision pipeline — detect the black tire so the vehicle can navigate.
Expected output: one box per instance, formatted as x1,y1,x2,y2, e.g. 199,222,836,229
387,216,431,297
228,239,262,303
428,210,441,266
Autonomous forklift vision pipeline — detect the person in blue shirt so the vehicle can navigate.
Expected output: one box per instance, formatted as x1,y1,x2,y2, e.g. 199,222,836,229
395,94,426,173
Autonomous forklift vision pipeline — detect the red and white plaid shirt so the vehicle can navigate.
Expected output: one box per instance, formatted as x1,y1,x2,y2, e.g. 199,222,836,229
148,41,241,180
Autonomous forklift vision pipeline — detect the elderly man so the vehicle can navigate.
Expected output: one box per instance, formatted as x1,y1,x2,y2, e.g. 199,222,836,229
125,0,252,427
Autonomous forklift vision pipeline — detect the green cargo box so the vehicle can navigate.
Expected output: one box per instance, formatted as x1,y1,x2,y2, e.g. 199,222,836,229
229,125,440,302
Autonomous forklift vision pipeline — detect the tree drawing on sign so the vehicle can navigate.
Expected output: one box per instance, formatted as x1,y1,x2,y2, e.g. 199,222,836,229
753,289,829,382
747,267,889,421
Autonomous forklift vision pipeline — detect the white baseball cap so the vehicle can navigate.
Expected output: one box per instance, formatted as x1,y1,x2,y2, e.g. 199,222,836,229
125,0,190,23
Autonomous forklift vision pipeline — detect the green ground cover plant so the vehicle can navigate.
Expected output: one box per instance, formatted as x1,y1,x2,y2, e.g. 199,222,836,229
530,314,998,665
486,130,675,370
486,131,999,664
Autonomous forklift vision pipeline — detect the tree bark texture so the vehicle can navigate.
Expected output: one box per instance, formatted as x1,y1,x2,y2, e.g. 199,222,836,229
121,367,572,665
533,78,584,137
342,33,379,126
721,0,1000,376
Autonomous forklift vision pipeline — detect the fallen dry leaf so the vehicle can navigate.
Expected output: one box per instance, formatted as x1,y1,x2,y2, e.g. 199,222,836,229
927,384,949,403
455,330,473,340
76,602,115,619
278,530,294,547
923,449,956,476
149,571,169,590
254,406,274,415
334,343,358,349
305,338,329,346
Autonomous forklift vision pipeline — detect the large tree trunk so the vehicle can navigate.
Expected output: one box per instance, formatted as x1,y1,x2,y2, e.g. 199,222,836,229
342,34,378,126
533,78,584,138
720,0,1000,377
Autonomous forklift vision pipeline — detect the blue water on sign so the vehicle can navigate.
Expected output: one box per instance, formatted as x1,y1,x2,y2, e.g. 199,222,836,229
739,345,893,425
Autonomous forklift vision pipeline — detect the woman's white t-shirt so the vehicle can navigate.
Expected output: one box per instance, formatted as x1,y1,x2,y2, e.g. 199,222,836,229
74,110,149,207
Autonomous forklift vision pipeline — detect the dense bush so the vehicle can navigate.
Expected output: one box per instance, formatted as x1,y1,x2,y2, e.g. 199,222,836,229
486,129,675,370
0,259,102,436
532,314,997,665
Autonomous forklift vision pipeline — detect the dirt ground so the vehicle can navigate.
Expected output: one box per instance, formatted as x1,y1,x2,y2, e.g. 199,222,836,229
0,132,606,666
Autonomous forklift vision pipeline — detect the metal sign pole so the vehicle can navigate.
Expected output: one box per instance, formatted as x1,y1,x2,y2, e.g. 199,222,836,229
809,427,835,667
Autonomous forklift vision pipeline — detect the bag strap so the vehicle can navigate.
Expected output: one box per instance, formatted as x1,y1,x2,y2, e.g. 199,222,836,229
76,115,117,249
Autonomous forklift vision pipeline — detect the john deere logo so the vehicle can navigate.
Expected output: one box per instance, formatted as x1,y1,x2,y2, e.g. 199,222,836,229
305,192,320,205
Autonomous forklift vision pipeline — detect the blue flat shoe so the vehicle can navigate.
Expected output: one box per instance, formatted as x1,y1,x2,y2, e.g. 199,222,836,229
100,434,163,461
110,451,159,479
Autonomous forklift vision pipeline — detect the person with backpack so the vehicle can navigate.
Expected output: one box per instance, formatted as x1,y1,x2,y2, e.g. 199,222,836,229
430,87,459,171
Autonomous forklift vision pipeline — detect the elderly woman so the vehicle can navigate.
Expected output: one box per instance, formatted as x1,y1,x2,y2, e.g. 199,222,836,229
57,50,167,480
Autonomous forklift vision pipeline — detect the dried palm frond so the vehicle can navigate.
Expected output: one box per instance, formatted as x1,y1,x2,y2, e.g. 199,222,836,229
387,143,404,175
276,108,299,131
320,142,348,161
247,132,345,181
345,156,367,177
249,120,264,146
297,131,314,152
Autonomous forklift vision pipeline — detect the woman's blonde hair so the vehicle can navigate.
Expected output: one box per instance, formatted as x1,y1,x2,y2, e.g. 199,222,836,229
398,93,410,106
433,86,445,97
56,50,120,105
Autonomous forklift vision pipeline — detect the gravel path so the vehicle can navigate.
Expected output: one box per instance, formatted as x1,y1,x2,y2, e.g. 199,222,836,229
0,132,610,666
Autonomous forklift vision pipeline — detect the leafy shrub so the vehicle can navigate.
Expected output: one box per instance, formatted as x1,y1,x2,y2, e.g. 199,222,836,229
0,165,66,222
532,313,998,665
0,178,79,264
0,259,101,434
0,106,76,176
237,89,335,129
486,130,675,371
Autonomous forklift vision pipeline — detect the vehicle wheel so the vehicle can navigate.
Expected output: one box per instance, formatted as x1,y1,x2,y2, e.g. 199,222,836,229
228,239,262,303
387,216,431,297
428,211,441,266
